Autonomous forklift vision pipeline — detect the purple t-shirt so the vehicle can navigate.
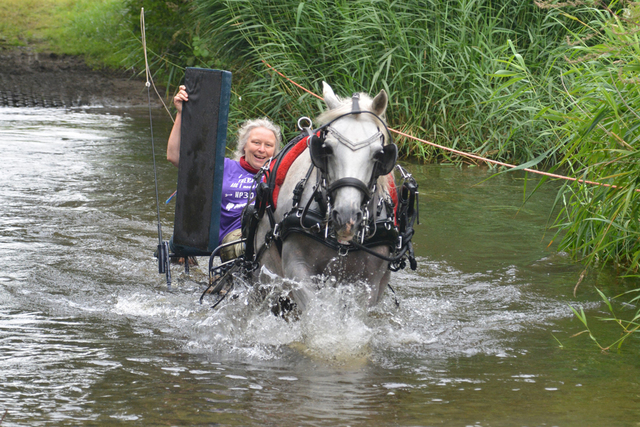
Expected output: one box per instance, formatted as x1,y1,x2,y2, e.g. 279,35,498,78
218,158,256,244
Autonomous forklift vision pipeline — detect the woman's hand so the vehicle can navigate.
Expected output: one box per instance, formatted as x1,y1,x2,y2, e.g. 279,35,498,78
173,85,188,114
167,85,188,167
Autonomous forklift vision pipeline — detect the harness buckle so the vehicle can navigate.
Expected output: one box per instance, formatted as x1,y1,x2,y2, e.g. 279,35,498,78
297,116,313,131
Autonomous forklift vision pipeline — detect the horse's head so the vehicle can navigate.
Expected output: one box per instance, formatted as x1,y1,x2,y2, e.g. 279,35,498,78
310,82,397,244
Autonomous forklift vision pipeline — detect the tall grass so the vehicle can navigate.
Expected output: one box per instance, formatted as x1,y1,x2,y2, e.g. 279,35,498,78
48,0,579,163
189,0,576,160
553,3,640,274
518,1,640,275
493,1,640,348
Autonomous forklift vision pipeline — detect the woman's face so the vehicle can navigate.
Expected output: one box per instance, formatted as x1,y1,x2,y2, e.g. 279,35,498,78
243,127,277,169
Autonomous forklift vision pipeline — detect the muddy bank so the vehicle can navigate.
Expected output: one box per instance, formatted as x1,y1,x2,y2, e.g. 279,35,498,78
0,47,165,108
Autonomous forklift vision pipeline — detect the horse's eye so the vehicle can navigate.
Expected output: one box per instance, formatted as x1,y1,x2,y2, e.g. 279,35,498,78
321,143,333,157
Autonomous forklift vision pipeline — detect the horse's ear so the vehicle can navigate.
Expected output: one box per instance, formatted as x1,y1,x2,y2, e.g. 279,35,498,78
322,81,341,110
371,89,388,117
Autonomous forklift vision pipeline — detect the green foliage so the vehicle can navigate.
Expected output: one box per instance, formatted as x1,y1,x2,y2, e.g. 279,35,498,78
55,0,133,68
549,2,640,275
62,0,228,97
189,0,574,159
490,1,640,273
50,0,582,160
120,0,198,95
493,1,640,349
569,287,640,351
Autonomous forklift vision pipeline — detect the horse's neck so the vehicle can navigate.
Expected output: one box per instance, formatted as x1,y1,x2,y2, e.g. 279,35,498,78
274,153,317,216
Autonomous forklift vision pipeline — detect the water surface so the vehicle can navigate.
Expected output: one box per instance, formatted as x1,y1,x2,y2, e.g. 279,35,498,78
1,107,639,426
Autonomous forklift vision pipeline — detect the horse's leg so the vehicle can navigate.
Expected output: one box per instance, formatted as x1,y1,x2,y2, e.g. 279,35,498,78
252,213,284,278
256,245,283,277
282,237,392,308
363,251,391,306
342,247,391,306
280,235,332,311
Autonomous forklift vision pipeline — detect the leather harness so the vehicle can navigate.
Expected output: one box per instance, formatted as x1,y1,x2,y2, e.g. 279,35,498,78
241,105,418,273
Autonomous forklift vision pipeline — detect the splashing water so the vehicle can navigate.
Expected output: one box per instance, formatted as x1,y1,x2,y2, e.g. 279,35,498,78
2,107,639,427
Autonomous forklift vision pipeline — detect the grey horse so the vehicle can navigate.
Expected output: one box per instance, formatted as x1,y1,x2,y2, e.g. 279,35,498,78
249,82,401,311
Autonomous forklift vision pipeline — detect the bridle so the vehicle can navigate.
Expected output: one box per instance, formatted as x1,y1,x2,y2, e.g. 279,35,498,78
304,95,398,239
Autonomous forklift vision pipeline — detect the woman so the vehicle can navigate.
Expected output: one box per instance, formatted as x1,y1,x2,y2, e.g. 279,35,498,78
167,85,282,260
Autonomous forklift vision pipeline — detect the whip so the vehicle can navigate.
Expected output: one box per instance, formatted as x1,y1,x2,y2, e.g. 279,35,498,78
141,7,171,289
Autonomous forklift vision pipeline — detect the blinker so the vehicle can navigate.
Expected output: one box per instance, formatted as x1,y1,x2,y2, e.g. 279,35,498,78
375,143,398,176
309,131,330,173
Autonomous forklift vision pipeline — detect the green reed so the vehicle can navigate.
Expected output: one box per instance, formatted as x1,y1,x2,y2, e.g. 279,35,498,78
62,0,578,162
493,1,640,348
37,1,591,165
185,0,574,158
548,2,640,276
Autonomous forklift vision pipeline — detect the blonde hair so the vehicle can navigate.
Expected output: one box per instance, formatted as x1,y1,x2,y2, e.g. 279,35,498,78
233,118,282,160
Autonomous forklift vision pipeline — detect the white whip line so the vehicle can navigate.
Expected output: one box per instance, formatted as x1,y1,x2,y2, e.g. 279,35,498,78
140,8,174,122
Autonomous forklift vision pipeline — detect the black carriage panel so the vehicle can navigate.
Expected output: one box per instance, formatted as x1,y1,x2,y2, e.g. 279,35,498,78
172,68,232,256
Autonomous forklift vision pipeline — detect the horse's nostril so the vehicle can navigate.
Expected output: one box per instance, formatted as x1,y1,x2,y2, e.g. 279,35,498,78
331,210,341,225
332,209,363,229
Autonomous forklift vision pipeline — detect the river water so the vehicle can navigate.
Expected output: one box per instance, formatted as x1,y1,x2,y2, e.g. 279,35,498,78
1,106,639,426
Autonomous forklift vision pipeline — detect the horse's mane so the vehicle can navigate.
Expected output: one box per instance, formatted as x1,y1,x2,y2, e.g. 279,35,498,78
315,91,394,197
316,91,386,125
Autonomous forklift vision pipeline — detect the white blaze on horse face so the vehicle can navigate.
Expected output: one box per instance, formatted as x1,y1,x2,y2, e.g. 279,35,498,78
325,118,381,242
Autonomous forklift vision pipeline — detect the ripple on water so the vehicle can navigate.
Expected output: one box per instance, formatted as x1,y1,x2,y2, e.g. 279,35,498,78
2,108,637,426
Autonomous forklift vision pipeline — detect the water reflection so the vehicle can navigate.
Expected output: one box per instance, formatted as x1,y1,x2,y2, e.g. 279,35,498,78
0,107,638,426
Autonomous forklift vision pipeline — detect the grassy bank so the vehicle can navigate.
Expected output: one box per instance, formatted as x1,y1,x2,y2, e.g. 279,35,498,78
0,0,74,47
0,0,133,69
